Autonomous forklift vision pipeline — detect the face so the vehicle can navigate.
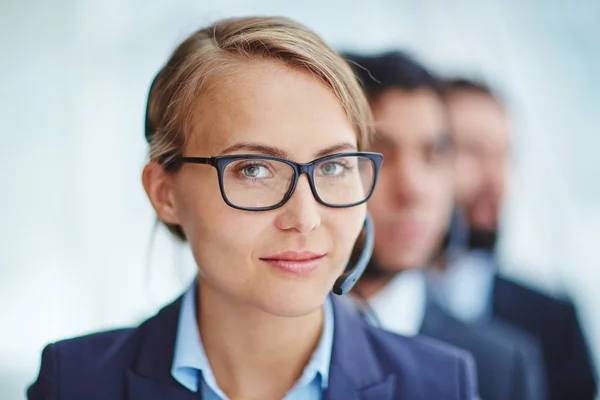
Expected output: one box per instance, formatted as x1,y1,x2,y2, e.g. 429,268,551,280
368,89,454,271
145,59,365,317
446,91,510,231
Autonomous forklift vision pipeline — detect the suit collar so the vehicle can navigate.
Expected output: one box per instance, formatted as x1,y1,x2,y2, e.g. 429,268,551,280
491,274,513,318
420,300,452,337
125,293,397,400
126,295,198,400
326,296,397,400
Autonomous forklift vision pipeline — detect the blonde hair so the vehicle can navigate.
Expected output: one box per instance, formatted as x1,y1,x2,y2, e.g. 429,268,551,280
145,16,372,240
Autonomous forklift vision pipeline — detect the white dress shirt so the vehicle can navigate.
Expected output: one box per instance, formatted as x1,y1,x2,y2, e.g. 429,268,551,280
347,269,427,336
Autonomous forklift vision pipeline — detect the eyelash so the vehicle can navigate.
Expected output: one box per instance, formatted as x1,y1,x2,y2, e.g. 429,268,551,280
232,162,273,179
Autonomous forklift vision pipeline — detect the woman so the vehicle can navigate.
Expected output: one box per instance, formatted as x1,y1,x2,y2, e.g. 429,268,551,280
28,17,478,400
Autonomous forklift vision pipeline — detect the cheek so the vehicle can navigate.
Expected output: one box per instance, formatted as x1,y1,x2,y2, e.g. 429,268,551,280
454,158,478,199
367,187,386,215
328,206,366,264
196,206,265,257
367,174,393,215
430,180,453,238
186,201,273,291
172,172,265,261
172,167,219,215
434,182,454,225
423,173,453,231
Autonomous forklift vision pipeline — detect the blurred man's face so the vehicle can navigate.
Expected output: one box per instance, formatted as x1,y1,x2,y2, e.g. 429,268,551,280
368,89,454,272
446,90,510,232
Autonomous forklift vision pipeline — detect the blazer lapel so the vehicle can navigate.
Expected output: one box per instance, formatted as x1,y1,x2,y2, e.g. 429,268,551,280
491,274,516,321
125,296,199,400
419,300,450,338
420,300,474,347
326,297,397,400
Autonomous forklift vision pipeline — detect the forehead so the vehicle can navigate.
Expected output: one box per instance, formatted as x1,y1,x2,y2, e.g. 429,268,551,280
446,91,509,145
186,59,357,160
371,89,447,145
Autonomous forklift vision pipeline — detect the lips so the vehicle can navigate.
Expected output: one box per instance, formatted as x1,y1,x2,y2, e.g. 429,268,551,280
260,251,326,275
262,251,325,261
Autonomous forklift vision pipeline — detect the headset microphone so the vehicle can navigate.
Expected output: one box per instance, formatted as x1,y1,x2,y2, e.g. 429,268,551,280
332,212,374,295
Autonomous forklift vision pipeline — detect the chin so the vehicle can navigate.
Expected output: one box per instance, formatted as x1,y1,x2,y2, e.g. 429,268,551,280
258,297,325,318
252,283,331,318
374,243,424,270
392,260,419,272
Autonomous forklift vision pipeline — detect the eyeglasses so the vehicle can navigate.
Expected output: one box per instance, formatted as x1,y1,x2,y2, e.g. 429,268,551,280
176,152,383,211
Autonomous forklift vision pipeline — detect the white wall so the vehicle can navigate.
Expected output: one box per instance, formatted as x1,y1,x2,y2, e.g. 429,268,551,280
1,1,598,398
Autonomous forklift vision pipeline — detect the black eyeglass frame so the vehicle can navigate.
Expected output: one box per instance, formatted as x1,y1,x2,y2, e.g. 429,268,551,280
177,152,383,211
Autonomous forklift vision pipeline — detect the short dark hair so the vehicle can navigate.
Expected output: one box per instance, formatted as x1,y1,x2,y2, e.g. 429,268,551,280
342,51,443,101
442,77,501,103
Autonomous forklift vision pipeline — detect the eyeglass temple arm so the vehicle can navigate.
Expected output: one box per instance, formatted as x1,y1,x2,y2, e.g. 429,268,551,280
178,157,214,166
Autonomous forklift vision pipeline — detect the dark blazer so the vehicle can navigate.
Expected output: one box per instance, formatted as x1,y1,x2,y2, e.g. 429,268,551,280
28,295,479,400
493,275,598,400
420,301,546,400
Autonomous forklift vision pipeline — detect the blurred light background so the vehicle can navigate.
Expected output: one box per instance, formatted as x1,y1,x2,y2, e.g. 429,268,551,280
1,0,599,398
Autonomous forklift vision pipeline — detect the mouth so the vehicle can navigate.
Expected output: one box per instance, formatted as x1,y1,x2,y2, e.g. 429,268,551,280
260,251,326,275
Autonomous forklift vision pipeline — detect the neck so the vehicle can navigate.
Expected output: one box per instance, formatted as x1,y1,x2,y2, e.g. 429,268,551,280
431,253,447,272
354,274,395,299
196,278,324,400
354,258,397,298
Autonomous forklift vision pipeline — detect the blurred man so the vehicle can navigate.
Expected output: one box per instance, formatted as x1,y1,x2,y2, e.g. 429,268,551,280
343,51,546,400
433,78,597,400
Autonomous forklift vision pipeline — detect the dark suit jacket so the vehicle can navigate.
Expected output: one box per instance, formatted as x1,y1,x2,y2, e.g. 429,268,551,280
420,301,546,400
493,275,598,400
28,295,479,400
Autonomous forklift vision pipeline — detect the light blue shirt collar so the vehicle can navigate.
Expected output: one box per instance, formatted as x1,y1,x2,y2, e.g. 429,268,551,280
426,250,495,323
171,279,334,396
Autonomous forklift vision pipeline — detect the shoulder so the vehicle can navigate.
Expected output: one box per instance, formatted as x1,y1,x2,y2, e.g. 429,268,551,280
494,275,573,312
494,276,597,397
460,317,531,358
422,300,524,369
482,318,541,354
27,328,138,399
53,327,137,358
474,318,543,373
494,275,577,319
473,319,547,398
365,322,472,366
363,323,478,399
27,296,184,400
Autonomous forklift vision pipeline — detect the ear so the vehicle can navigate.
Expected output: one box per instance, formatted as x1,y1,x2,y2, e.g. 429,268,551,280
142,162,181,225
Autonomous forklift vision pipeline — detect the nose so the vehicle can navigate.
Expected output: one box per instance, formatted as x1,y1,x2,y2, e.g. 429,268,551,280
390,154,426,206
275,174,321,233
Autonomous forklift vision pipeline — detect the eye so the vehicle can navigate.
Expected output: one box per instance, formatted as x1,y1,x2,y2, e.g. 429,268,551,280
317,161,346,176
240,164,271,178
426,135,454,164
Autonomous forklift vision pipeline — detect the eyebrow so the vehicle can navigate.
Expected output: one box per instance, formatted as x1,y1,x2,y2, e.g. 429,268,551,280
217,142,357,159
374,131,453,148
373,131,396,147
217,142,290,158
314,142,357,158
